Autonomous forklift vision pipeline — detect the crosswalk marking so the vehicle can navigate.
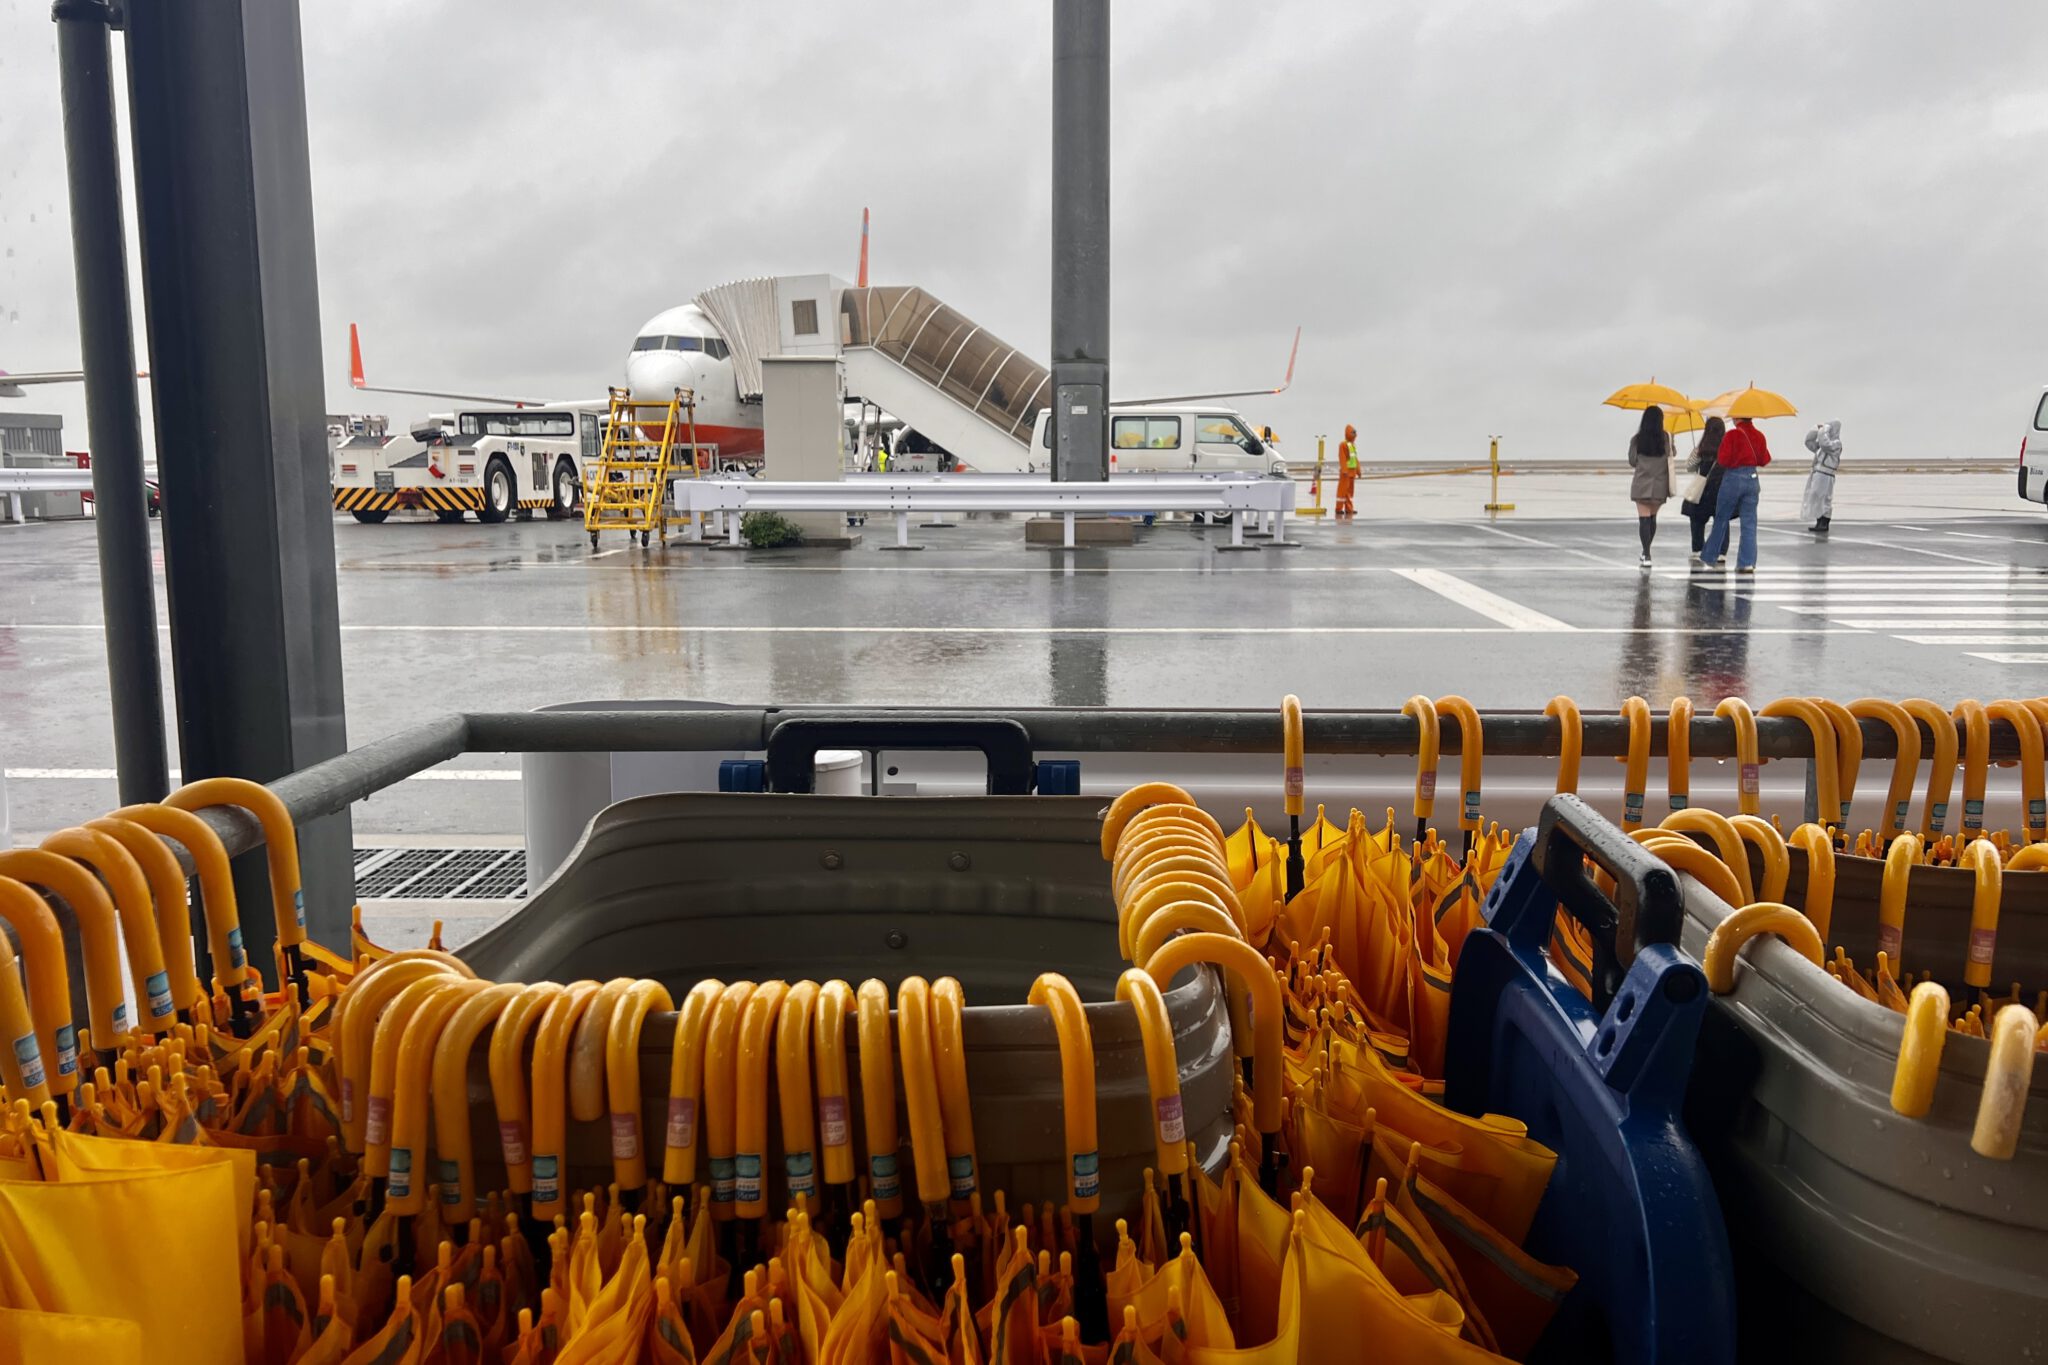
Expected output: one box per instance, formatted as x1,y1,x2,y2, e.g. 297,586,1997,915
1386,569,1576,631
1707,561,2048,663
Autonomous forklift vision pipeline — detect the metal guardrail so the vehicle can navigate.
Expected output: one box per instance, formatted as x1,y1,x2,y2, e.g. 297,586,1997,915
0,468,97,493
673,474,1297,549
172,704,2028,874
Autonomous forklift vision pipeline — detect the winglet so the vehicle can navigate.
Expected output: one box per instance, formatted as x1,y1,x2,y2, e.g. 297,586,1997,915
857,208,870,289
348,323,366,389
1276,326,1300,393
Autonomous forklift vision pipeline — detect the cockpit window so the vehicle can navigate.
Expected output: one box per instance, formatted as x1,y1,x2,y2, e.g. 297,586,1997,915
633,334,714,354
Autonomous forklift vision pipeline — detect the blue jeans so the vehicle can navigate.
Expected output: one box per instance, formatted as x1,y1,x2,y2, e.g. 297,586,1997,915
1702,466,1759,568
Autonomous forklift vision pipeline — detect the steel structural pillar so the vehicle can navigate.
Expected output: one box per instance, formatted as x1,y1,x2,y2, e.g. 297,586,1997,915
53,0,172,807
1050,0,1110,482
123,0,351,973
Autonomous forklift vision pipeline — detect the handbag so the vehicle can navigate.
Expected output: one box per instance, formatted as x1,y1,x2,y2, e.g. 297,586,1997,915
1680,471,1709,504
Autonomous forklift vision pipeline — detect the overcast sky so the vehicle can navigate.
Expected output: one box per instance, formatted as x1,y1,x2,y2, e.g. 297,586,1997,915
3,0,2046,464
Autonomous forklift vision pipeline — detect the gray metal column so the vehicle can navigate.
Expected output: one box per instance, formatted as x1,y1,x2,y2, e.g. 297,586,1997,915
123,0,351,974
53,0,171,807
1050,0,1110,482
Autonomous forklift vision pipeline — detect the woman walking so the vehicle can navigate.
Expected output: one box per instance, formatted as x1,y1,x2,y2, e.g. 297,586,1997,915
1627,405,1674,567
1803,420,1842,534
1681,416,1726,560
1699,416,1773,572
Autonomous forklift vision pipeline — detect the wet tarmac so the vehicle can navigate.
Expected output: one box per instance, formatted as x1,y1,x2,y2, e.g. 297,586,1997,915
3,478,2045,840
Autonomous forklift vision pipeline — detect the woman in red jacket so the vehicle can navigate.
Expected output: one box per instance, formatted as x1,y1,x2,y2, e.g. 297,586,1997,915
1698,417,1771,571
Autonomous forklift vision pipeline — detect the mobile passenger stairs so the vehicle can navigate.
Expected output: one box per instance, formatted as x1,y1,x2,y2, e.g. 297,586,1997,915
582,387,700,548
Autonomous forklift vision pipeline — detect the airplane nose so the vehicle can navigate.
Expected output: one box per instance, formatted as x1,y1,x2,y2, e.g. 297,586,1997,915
624,352,696,400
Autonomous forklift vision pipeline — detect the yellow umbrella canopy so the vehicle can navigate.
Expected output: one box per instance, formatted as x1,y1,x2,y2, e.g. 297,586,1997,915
1603,380,1693,412
1696,385,1798,420
1663,407,1705,435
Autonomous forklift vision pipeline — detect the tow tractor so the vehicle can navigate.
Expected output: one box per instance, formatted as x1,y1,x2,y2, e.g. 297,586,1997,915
331,402,602,523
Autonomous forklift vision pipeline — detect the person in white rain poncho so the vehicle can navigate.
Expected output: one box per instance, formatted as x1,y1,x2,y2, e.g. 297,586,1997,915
1802,420,1842,535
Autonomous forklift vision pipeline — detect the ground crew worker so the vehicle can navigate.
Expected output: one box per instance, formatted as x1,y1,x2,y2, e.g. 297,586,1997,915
1336,423,1360,518
876,435,890,473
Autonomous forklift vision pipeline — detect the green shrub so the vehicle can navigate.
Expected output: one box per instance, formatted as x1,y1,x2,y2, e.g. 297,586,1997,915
741,511,803,548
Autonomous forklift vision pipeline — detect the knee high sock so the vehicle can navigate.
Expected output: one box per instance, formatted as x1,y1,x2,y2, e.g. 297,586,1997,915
1638,516,1656,553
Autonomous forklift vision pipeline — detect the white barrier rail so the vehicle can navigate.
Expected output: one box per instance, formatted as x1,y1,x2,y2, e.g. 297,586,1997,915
0,467,98,524
672,473,1298,550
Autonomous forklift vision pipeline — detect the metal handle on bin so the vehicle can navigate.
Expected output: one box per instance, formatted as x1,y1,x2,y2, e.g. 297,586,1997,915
1531,793,1686,1008
763,717,1036,794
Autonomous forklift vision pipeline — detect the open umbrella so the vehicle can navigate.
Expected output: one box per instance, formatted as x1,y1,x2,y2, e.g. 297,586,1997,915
1696,384,1797,420
1603,380,1693,412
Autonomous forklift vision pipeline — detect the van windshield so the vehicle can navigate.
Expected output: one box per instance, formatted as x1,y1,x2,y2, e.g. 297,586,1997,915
1196,415,1263,454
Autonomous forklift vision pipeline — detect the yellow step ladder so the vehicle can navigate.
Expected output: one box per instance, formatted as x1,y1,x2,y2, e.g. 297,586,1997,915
584,386,698,548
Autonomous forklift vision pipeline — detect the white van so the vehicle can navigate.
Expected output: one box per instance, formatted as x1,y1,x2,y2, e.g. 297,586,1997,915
2022,389,2048,505
1024,405,1289,477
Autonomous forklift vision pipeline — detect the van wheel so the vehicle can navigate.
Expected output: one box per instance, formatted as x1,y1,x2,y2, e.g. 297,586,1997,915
477,459,513,523
350,509,389,524
549,459,579,518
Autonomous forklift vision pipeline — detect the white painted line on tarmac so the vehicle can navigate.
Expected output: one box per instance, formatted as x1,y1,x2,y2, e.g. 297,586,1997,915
1840,619,2048,630
1462,521,1622,565
1387,568,1575,631
0,622,1886,637
3,766,519,782
1769,605,2048,615
1897,634,2048,645
1966,653,2048,663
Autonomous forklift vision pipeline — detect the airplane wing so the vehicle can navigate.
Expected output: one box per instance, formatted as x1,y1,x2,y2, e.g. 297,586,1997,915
1,368,149,399
1110,326,1300,407
347,323,551,406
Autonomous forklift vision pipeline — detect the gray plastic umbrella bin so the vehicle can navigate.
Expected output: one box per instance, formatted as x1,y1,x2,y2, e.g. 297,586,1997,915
1673,870,2048,1365
459,792,1238,1225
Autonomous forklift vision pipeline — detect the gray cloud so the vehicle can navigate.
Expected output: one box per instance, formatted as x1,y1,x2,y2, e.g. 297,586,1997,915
3,0,2046,464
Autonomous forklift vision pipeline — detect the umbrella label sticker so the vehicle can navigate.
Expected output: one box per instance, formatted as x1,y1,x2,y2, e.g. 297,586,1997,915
1931,801,1949,830
145,972,173,1020
11,1033,42,1091
1073,1151,1100,1200
610,1113,640,1160
1838,801,1853,823
1895,800,1913,830
709,1156,737,1204
786,1151,816,1197
364,1095,392,1147
1155,1094,1186,1145
1418,772,1437,800
2033,799,2046,827
1284,765,1304,800
1669,794,1689,812
665,1096,696,1150
54,1024,76,1078
1464,789,1481,822
294,889,306,930
869,1152,900,1202
1969,929,1997,966
735,1153,763,1204
388,1147,412,1199
341,1078,354,1123
532,1155,559,1204
1740,764,1760,797
111,1000,128,1034
820,1096,850,1148
1877,924,1902,962
439,1159,462,1202
497,1120,527,1167
1624,792,1644,823
948,1154,977,1200
1966,798,1985,828
227,926,246,970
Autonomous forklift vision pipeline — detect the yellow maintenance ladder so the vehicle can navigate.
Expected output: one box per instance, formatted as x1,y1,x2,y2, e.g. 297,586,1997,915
583,386,700,548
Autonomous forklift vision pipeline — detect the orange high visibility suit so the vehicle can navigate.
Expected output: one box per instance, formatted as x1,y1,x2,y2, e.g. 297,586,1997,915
1337,424,1360,517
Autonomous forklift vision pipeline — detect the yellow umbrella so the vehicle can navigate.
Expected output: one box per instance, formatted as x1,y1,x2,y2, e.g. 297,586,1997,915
1697,384,1797,420
1603,380,1693,412
1663,406,1704,435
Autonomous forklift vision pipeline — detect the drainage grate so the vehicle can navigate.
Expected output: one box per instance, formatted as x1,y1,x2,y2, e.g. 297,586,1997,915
353,847,526,900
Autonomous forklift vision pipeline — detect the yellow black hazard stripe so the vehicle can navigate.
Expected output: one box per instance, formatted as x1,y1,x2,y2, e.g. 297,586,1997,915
331,485,484,513
517,496,555,509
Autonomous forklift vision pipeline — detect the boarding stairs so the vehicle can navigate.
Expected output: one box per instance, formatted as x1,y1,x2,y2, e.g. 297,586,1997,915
583,387,696,548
